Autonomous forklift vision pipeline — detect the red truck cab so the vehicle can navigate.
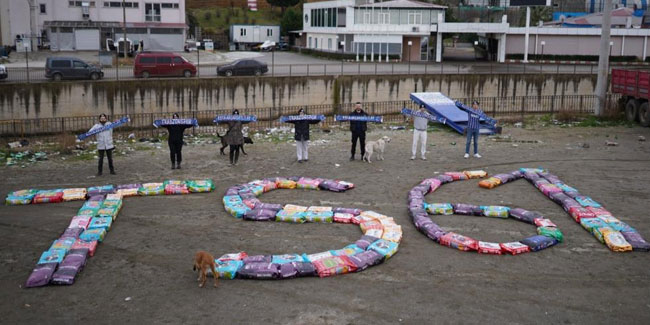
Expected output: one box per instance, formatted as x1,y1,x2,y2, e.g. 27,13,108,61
133,52,196,78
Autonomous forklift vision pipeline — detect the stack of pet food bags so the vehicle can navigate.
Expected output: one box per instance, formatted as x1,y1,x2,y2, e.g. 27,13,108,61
217,177,400,279
163,179,214,195
518,168,648,252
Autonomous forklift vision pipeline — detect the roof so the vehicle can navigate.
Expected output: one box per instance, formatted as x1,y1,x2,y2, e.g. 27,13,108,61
357,0,446,9
545,7,641,27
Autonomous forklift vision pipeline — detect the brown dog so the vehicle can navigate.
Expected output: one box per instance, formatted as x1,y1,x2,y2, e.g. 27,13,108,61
193,251,218,288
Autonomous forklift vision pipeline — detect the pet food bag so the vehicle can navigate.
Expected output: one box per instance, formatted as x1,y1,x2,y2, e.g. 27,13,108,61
283,204,308,213
568,207,596,223
88,217,113,231
621,232,650,252
333,208,362,216
482,206,510,218
69,215,92,230
51,248,89,285
97,206,120,220
607,220,636,233
38,249,67,264
500,242,530,255
360,220,383,233
592,226,614,244
586,207,613,218
464,170,488,179
439,232,479,251
479,177,502,189
236,262,280,280
444,172,467,181
520,235,558,252
333,213,354,223
297,177,321,190
603,231,633,252
549,192,571,205
318,180,352,192
379,217,398,227
426,203,454,215
25,262,58,288
292,262,317,277
138,183,164,196
303,251,334,263
164,183,190,195
33,190,64,204
87,185,115,197
360,211,389,221
355,235,380,250
533,218,557,228
275,210,306,223
61,227,84,240
87,194,106,201
478,241,503,255
364,228,384,239
304,211,334,223
242,255,272,264
243,209,277,221
453,204,483,216
5,189,39,205
331,244,364,257
307,206,333,213
62,188,87,201
580,218,607,233
50,238,75,252
271,254,305,264
539,184,562,197
256,203,283,212
420,222,447,242
575,196,602,208
242,198,261,209
557,183,578,194
596,215,621,225
537,226,564,242
275,179,297,189
509,208,542,224
533,179,551,190
186,179,215,193
79,228,106,242
348,250,384,272
368,239,399,259
277,263,299,279
313,255,357,277
492,173,516,184
226,202,251,219
116,188,138,197
213,260,244,279
420,178,443,193
382,225,403,243
435,174,454,184
71,239,98,256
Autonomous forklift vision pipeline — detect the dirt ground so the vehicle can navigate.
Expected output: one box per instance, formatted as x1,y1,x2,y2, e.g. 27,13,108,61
1,124,650,324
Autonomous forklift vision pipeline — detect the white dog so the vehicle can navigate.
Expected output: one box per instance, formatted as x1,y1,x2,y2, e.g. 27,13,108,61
363,136,391,163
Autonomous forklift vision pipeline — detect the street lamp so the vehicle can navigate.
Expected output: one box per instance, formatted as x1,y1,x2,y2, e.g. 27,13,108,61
540,40,545,71
340,40,345,75
474,40,479,61
609,41,614,59
407,40,412,74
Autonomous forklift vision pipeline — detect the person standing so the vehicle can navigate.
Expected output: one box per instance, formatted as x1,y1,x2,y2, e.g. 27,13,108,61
163,113,192,170
288,108,320,163
349,102,368,161
224,109,244,166
89,113,115,176
463,101,483,159
409,104,430,160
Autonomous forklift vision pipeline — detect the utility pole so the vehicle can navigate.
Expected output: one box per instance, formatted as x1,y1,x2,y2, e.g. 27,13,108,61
122,0,127,60
595,0,612,116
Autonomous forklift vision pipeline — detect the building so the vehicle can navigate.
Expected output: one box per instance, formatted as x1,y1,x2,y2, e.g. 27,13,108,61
0,1,187,52
300,0,447,61
229,25,280,50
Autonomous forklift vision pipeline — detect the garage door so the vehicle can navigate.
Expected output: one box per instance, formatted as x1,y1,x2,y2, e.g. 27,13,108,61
74,29,100,50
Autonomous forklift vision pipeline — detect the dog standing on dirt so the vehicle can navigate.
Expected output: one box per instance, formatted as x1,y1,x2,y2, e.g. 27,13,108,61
363,136,391,163
193,251,218,288
217,132,253,155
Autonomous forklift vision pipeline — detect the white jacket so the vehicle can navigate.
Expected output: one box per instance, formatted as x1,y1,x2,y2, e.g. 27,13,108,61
90,122,114,150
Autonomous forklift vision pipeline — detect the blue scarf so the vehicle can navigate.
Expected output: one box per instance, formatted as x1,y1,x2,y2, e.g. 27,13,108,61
213,115,257,123
153,118,198,128
401,108,447,124
78,117,130,140
335,115,383,123
280,115,325,122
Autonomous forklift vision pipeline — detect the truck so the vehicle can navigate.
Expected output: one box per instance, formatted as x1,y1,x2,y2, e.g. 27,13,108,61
611,68,650,126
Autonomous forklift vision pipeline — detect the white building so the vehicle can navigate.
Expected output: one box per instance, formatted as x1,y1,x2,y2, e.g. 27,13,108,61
229,25,280,50
0,1,187,51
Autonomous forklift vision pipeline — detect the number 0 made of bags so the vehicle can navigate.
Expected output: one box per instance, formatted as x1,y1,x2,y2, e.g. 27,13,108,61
219,177,401,279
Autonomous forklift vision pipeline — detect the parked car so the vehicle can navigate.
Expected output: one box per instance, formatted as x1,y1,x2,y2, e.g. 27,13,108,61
45,57,103,81
0,64,7,79
277,41,289,51
217,59,268,77
133,52,196,78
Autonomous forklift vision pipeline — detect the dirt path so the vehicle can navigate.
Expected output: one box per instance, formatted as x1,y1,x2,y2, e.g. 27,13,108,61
1,124,650,324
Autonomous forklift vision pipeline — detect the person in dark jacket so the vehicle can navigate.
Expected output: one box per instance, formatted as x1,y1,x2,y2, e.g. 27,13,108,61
288,108,320,163
224,109,244,166
349,102,368,161
163,113,192,169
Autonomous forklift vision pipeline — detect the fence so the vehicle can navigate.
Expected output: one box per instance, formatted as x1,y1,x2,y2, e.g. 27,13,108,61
0,94,621,139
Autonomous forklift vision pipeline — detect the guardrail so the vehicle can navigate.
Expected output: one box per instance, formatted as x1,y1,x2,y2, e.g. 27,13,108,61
0,94,621,139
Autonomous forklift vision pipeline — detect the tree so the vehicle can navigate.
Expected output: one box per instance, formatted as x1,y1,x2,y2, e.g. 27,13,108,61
267,0,300,15
281,7,302,36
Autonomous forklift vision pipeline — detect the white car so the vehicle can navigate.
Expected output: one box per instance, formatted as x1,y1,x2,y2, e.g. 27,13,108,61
259,40,276,52
0,64,7,79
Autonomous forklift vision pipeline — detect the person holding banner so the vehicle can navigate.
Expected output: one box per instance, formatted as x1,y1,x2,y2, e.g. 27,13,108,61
463,101,483,159
88,114,116,176
162,113,192,170
286,108,321,163
408,104,430,161
349,102,368,161
224,109,244,166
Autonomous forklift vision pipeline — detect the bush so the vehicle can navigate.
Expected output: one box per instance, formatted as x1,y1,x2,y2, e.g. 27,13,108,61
203,11,212,21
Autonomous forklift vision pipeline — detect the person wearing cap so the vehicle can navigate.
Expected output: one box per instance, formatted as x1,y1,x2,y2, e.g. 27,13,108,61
349,102,368,161
408,104,430,160
463,101,483,159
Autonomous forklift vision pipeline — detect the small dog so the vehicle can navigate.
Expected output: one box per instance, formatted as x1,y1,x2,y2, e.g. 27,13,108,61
217,132,253,155
193,251,218,288
363,136,391,163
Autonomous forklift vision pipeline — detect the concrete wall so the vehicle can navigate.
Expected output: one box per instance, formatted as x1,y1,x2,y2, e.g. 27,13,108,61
0,73,597,120
506,34,649,59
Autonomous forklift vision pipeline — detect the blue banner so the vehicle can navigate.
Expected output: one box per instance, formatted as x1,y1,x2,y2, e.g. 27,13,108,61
77,117,130,140
401,108,447,124
454,101,497,126
213,115,257,123
334,115,383,123
280,115,325,123
153,118,198,128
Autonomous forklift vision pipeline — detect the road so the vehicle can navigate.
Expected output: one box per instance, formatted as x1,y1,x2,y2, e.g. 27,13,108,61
1,51,605,83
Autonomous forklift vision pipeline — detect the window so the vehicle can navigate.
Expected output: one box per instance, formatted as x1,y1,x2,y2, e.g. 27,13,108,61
40,4,46,14
59,27,73,33
172,57,184,64
379,12,389,24
408,11,422,25
104,2,137,8
267,29,272,37
150,28,183,34
51,60,71,68
328,38,332,50
161,3,179,9
73,61,86,68
240,28,246,36
310,8,336,27
364,11,371,24
145,3,161,21
157,56,172,64
139,57,155,64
